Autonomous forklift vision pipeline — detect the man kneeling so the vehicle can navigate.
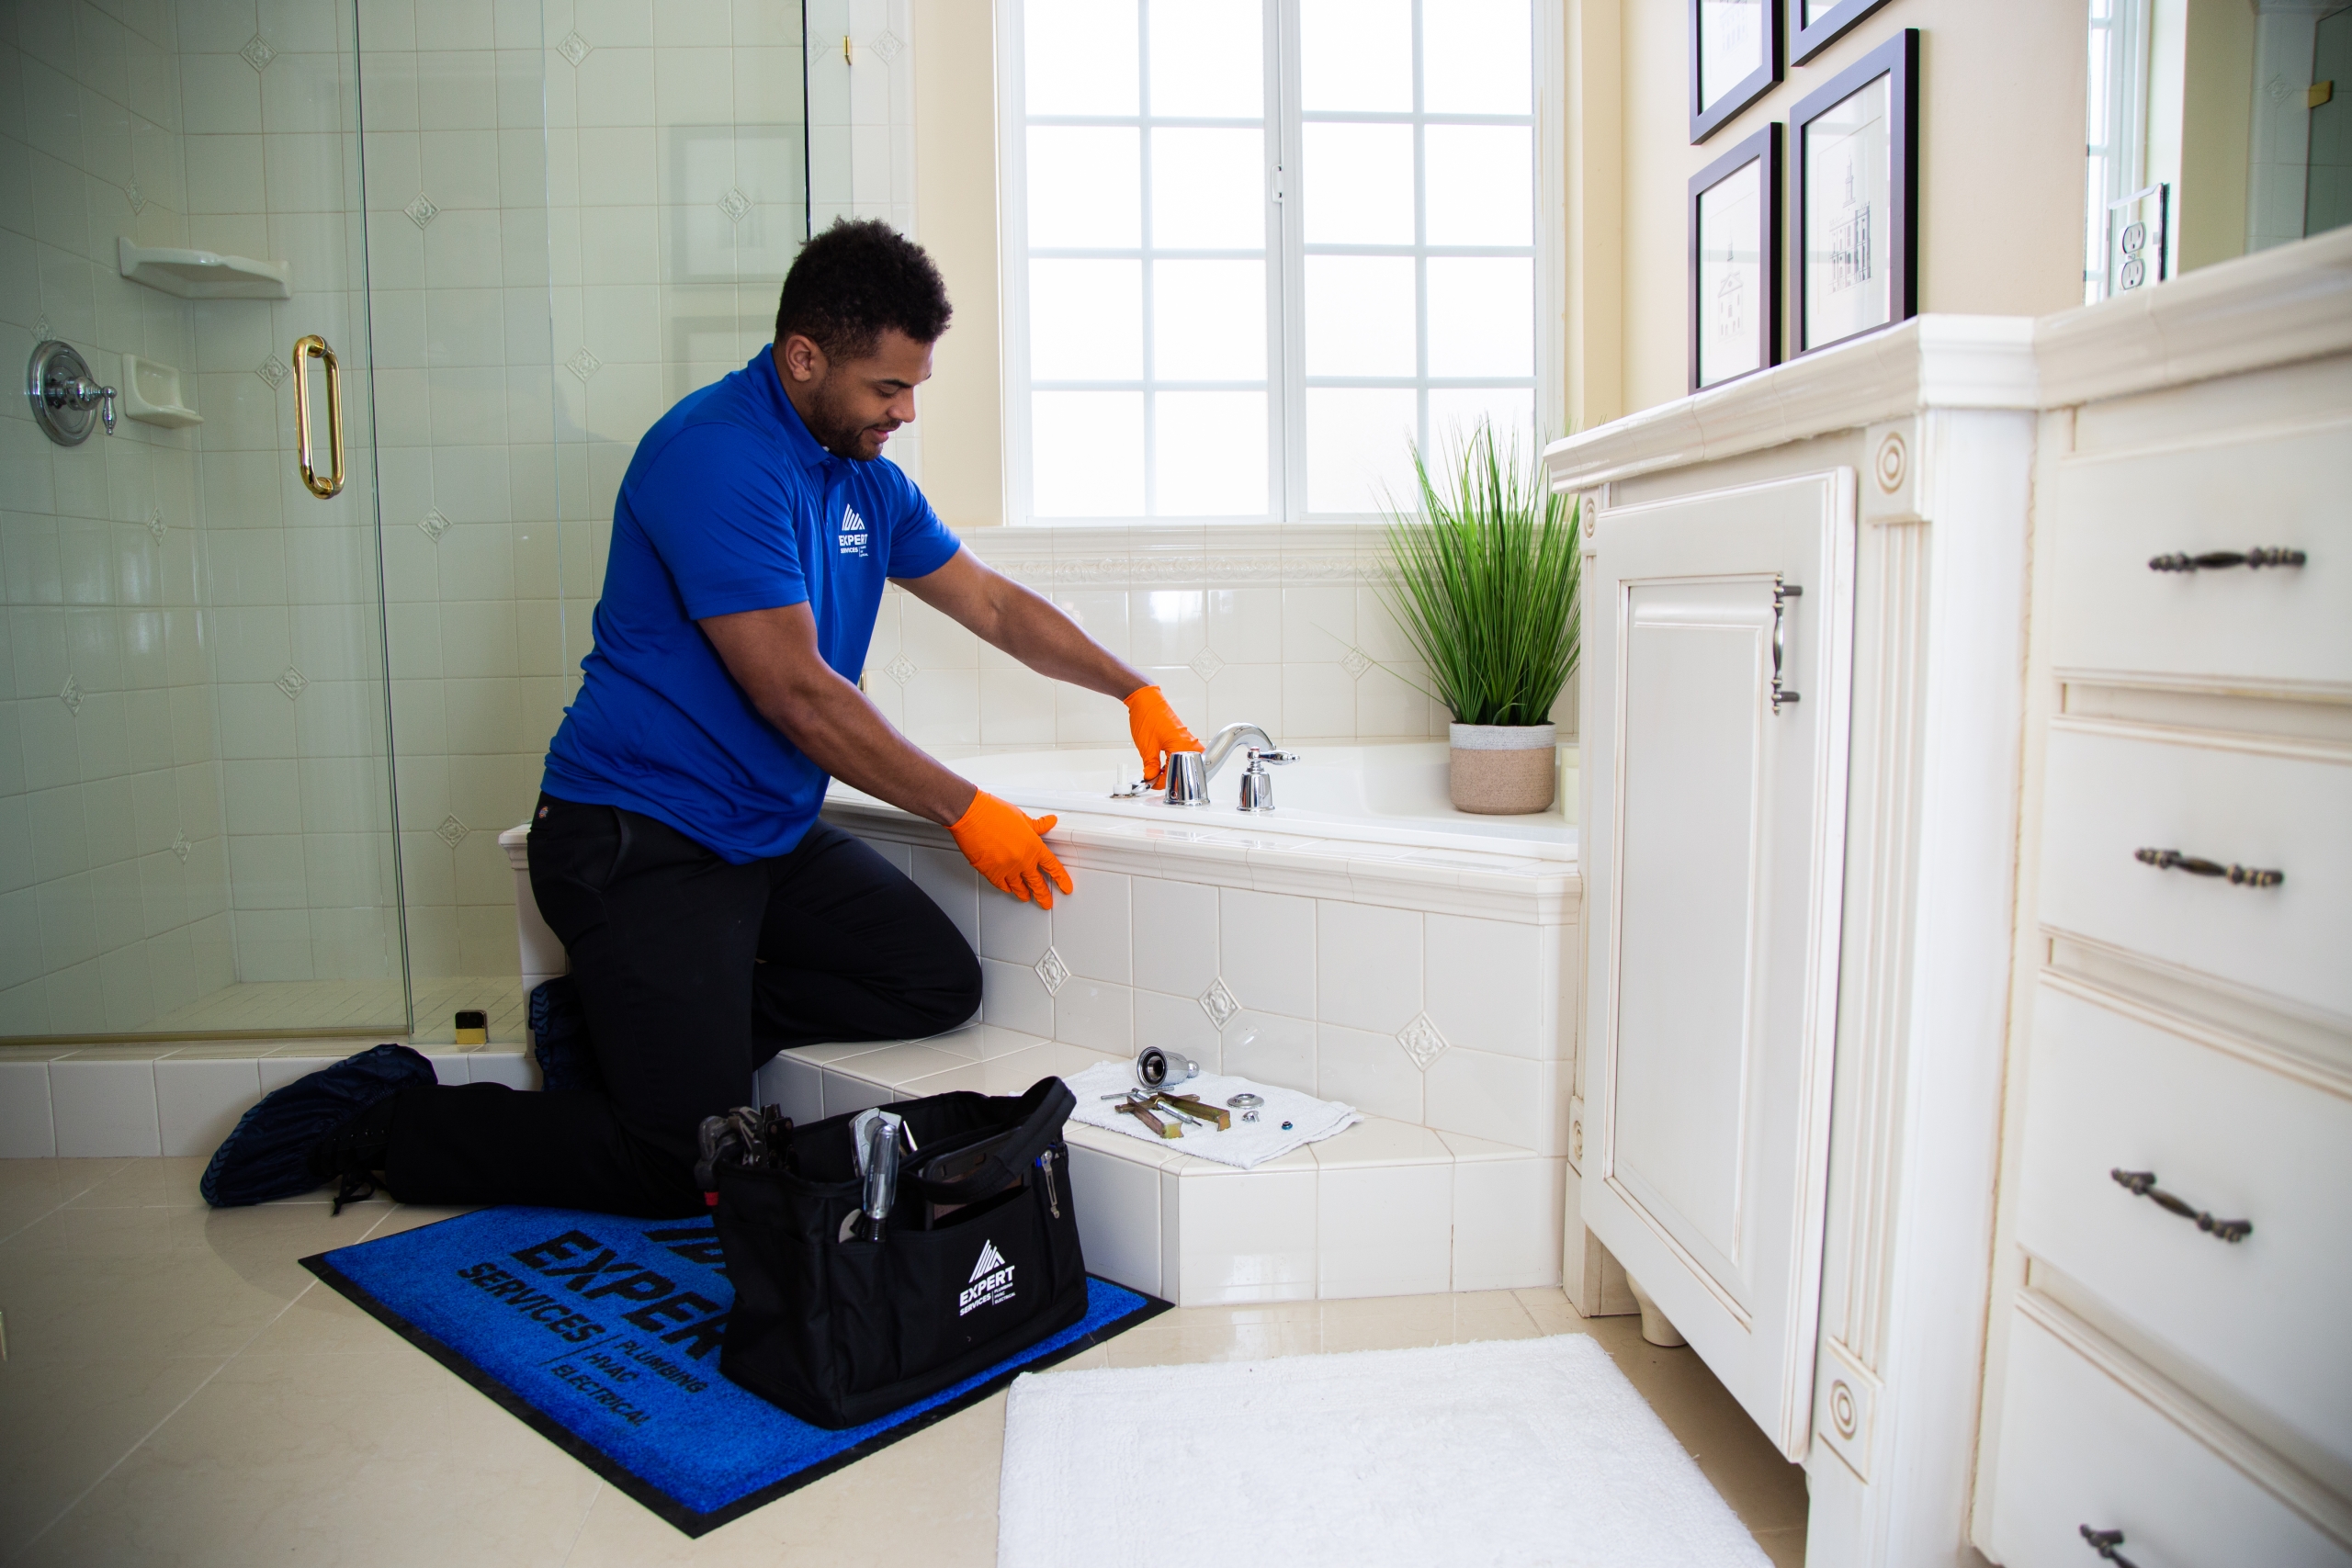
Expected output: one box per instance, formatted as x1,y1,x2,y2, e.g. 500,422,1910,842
202,220,1199,1216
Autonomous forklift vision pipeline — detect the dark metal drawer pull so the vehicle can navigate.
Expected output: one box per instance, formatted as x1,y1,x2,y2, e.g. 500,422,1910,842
2080,1526,2140,1567
2133,847,2284,888
2110,1168,2253,1242
1770,581,1802,714
2146,547,2306,572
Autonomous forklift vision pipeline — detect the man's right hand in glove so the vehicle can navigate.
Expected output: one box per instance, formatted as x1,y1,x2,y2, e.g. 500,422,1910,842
1125,683,1202,787
948,791,1072,908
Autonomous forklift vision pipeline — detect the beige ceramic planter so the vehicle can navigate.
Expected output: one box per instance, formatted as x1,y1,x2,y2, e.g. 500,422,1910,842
1448,722,1557,814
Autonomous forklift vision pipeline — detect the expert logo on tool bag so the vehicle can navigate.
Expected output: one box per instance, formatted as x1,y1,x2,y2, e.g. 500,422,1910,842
959,1239,1015,1316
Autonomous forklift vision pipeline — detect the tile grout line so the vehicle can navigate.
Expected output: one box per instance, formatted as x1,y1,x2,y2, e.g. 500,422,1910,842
556,1480,606,1565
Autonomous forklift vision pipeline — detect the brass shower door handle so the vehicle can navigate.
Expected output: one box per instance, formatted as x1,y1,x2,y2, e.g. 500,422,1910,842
293,334,345,498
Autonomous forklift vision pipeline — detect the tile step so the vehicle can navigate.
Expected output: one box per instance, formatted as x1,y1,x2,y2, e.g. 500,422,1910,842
767,1027,1566,1306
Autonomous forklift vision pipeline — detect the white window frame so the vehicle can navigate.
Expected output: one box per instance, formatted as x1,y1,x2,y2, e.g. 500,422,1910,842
995,0,1566,526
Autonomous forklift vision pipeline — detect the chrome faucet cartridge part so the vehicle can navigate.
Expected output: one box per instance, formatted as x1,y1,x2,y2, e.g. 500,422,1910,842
1134,1043,1199,1090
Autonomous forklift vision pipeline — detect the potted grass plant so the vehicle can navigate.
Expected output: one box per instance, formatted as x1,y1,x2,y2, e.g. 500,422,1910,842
1382,419,1581,815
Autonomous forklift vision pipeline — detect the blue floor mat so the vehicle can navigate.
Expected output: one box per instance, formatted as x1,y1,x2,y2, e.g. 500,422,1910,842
304,1206,1166,1537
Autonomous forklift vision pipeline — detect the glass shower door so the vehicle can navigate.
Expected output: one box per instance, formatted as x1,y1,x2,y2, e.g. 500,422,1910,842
1,0,405,1038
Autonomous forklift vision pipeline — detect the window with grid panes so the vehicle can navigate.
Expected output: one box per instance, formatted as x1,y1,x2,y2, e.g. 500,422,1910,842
1001,0,1544,524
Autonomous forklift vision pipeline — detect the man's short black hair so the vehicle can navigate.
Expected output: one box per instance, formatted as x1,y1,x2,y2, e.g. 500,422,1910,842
775,218,953,361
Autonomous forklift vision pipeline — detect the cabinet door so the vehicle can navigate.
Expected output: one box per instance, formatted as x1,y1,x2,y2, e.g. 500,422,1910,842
1583,470,1855,1459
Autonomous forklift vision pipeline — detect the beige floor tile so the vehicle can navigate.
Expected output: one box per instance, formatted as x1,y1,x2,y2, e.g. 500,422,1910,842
17,1348,603,1568
563,1390,1007,1568
0,1354,221,1559
0,1157,130,1241
66,1154,212,1208
1582,1316,1812,1540
0,1196,384,1364
1099,1313,1324,1368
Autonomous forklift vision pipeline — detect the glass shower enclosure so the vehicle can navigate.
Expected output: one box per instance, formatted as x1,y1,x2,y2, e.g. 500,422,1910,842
2,0,809,1043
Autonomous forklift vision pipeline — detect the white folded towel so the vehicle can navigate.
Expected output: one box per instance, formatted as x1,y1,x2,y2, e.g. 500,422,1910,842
1058,1061,1360,1169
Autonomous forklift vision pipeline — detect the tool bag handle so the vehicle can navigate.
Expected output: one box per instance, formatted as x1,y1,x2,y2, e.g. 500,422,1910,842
896,1076,1074,1209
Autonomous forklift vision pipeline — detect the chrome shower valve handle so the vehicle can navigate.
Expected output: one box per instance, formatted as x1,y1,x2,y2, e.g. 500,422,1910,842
25,340,118,446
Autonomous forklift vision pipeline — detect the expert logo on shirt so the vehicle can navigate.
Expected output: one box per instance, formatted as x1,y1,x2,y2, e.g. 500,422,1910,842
838,505,870,558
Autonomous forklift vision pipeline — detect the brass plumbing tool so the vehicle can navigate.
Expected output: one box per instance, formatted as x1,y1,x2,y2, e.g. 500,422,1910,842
1154,1092,1231,1131
1114,1099,1180,1139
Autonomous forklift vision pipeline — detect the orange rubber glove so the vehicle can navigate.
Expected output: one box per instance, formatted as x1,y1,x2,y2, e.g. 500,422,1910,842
1125,684,1202,787
948,790,1074,908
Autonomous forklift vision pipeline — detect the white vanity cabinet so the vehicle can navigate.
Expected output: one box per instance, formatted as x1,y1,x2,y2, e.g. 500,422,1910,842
1974,240,2352,1568
1552,316,2042,1568
1546,229,2352,1568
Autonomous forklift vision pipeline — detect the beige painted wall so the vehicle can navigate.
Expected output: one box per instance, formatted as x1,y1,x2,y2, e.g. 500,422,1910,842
911,0,1006,527
1575,0,2086,423
2177,0,2256,274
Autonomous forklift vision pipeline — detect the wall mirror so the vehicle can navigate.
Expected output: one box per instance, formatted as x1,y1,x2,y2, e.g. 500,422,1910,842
2085,0,2351,303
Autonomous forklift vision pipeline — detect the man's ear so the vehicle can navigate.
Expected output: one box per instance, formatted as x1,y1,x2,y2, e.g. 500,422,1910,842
777,333,828,385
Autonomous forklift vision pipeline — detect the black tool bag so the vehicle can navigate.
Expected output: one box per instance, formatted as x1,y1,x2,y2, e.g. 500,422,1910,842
710,1076,1086,1429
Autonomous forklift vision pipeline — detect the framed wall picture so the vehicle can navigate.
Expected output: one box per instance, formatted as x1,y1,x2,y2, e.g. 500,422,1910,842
1788,0,1894,65
1689,125,1782,392
1690,0,1781,143
1791,28,1917,356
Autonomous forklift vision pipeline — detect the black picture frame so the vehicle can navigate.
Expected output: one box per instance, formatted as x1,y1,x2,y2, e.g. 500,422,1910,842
1690,0,1782,144
1790,28,1917,357
1688,124,1783,393
1788,0,1895,65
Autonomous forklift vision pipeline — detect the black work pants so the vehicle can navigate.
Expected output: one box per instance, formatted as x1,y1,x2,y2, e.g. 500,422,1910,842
383,795,982,1216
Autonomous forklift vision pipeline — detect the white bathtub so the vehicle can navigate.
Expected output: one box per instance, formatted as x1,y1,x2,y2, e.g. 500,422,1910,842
832,741,1577,861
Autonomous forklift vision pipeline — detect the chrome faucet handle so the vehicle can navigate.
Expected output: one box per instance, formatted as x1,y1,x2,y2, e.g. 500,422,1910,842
1247,747,1297,765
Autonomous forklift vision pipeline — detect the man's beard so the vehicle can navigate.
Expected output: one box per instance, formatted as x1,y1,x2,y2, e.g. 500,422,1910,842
807,379,892,460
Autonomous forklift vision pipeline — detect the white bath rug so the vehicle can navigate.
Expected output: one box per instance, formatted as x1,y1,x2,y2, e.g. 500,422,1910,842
998,1334,1772,1568
1059,1060,1360,1168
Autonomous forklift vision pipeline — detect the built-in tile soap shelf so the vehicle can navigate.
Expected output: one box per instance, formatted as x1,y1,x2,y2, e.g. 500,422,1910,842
119,355,201,428
118,238,290,300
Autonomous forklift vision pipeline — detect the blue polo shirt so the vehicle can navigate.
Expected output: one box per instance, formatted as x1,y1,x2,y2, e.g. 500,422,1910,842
542,348,962,862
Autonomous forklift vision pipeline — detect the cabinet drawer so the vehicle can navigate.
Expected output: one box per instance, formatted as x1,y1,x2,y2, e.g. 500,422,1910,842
2040,725,2350,1019
2046,421,2352,692
2018,983,2352,1478
1989,1309,2351,1568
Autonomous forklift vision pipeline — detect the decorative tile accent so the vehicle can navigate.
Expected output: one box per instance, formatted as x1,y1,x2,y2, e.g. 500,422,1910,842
59,674,84,717
418,507,451,542
125,180,146,216
565,346,601,382
1398,1013,1451,1071
275,666,309,701
1340,647,1372,678
404,193,438,230
241,35,274,71
872,28,905,62
1189,647,1225,682
717,187,751,222
557,30,591,66
145,507,166,545
435,815,470,849
34,314,50,342
1035,947,1071,996
170,832,191,863
1198,976,1240,1029
255,355,288,389
980,554,1387,589
884,654,918,686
